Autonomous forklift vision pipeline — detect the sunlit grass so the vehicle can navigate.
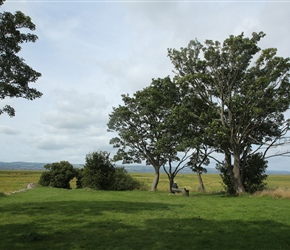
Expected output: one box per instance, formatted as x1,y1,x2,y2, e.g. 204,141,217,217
1,170,290,194
1,187,290,250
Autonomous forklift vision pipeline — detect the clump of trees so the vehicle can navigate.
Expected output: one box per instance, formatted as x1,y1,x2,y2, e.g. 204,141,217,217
78,151,144,191
39,161,75,189
39,151,144,191
108,32,290,195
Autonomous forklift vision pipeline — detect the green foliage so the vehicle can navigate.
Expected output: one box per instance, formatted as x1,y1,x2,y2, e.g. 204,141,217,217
80,151,143,191
38,171,51,187
168,32,290,194
242,153,268,194
81,151,116,190
0,1,42,117
38,161,75,189
217,153,268,194
75,168,83,189
111,167,144,191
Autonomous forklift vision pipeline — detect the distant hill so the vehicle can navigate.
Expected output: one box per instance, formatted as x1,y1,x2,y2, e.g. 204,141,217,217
0,161,83,170
0,161,289,174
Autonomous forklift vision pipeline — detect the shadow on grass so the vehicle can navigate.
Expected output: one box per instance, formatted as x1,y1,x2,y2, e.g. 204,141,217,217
1,200,290,250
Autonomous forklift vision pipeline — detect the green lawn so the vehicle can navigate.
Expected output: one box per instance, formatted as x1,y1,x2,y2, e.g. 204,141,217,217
1,185,290,249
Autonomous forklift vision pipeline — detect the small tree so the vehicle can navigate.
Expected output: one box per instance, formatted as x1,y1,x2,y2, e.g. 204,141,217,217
81,151,116,190
187,146,213,192
39,161,75,189
80,151,144,191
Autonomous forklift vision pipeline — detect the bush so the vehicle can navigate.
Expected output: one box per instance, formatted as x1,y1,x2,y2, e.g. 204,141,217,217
112,167,144,191
80,151,144,191
81,151,116,190
38,171,51,187
75,168,84,189
217,153,268,194
38,161,75,189
242,153,268,194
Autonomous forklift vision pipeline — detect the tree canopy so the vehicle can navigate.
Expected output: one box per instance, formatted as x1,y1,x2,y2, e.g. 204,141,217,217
168,32,290,194
109,32,290,195
108,77,182,191
0,0,42,117
108,77,214,191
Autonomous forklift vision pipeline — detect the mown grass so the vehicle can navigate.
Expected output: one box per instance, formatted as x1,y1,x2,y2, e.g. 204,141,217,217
1,187,290,250
0,170,290,249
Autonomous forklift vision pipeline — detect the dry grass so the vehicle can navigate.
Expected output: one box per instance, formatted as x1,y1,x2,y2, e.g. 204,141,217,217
254,187,290,199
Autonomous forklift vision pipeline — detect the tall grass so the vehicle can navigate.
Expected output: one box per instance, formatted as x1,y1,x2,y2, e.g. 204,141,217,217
1,170,290,194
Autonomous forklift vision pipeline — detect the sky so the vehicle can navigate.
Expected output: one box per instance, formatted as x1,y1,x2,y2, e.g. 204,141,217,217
0,0,290,171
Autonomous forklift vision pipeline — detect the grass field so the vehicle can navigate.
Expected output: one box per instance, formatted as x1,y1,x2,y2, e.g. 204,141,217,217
1,170,290,193
1,171,290,249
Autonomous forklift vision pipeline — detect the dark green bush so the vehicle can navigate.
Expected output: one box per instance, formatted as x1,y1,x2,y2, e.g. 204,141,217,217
38,161,75,189
38,171,51,187
75,168,84,189
112,167,143,191
81,151,116,190
80,151,144,191
242,153,268,194
217,153,268,194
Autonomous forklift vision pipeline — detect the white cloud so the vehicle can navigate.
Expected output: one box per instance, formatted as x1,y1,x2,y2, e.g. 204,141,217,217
41,89,109,131
0,125,19,135
0,1,289,170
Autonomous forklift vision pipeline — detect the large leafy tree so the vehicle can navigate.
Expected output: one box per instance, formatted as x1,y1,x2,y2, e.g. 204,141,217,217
0,0,42,117
168,32,290,194
108,77,185,191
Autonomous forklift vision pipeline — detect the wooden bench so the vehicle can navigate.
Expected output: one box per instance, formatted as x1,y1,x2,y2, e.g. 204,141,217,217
172,187,189,196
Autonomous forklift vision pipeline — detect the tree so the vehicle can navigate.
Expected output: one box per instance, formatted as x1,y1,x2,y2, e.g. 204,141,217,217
39,161,75,189
168,32,290,194
186,146,214,192
0,0,42,117
81,151,116,190
108,77,182,191
80,151,144,191
108,76,215,192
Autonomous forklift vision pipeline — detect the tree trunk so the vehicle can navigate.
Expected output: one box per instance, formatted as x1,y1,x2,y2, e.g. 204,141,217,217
224,149,236,193
169,176,174,193
151,167,160,191
232,152,245,194
196,170,205,192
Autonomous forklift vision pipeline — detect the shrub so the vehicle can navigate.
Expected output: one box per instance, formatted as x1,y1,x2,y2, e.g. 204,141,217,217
217,153,268,194
80,151,144,191
38,171,51,187
112,167,143,191
81,151,116,190
75,168,84,189
38,161,75,189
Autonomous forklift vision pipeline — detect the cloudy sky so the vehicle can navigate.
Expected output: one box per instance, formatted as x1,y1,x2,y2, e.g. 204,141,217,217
0,0,290,170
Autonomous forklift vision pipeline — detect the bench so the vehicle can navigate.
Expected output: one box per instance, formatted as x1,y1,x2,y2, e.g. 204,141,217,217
172,187,189,196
